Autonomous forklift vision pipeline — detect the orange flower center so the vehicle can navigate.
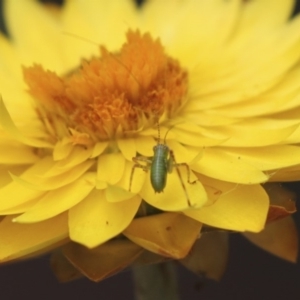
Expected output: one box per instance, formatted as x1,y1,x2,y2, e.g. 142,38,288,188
23,30,188,144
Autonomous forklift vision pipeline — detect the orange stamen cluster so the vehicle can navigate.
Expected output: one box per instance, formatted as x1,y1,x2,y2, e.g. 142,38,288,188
24,30,188,143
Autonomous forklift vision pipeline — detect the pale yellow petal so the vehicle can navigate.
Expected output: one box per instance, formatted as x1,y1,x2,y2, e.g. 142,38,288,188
60,0,102,69
0,98,52,148
0,139,38,164
69,189,141,248
10,160,94,191
0,198,40,215
0,33,21,80
74,0,138,46
184,184,269,232
210,68,300,118
203,146,300,174
233,0,294,43
142,0,240,67
117,137,136,161
0,157,54,212
61,0,138,70
191,17,300,110
116,160,147,195
220,119,299,147
97,153,126,186
52,139,74,161
141,168,207,211
172,125,228,147
0,164,26,188
90,142,108,158
13,172,96,223
0,213,68,262
192,148,268,184
166,140,202,164
135,136,155,156
52,146,93,169
4,0,65,72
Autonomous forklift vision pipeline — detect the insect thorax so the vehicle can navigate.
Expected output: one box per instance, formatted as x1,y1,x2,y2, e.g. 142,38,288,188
153,144,169,157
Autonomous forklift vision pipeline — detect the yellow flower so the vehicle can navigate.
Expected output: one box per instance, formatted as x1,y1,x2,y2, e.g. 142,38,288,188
0,0,299,272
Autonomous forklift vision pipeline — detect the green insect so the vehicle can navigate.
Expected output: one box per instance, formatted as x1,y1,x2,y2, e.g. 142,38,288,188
129,123,196,207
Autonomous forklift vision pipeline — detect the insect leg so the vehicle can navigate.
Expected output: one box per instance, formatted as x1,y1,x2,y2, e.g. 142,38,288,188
129,156,152,192
169,150,197,184
173,162,197,185
168,150,193,207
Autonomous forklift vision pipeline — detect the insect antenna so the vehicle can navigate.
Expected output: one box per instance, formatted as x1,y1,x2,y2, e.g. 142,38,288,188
62,32,99,46
63,32,142,90
156,119,161,145
163,125,175,145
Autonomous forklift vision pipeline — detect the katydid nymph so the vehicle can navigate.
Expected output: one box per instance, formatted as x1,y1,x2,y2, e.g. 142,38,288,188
129,122,196,207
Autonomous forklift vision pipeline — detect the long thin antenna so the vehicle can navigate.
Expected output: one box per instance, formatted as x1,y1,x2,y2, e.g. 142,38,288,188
62,31,99,46
156,120,161,145
163,125,175,145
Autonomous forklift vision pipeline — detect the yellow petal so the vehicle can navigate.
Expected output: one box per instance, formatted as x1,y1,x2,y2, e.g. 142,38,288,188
243,216,298,262
166,140,202,164
105,185,135,203
0,198,40,215
185,184,269,232
10,160,94,191
0,139,38,164
52,146,93,169
116,160,147,195
0,98,52,148
52,139,74,161
192,16,300,110
123,212,202,259
135,136,155,156
0,164,26,188
233,0,294,42
0,33,21,80
216,145,300,171
210,68,300,118
69,189,141,248
97,153,125,185
0,157,55,212
117,137,136,161
14,172,96,223
62,239,143,282
141,168,207,211
143,0,240,67
61,0,137,70
90,142,108,158
220,119,299,147
4,0,65,72
0,213,68,262
172,125,228,147
192,148,268,184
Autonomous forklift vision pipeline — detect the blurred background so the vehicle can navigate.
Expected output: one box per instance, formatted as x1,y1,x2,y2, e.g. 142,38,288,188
1,0,300,299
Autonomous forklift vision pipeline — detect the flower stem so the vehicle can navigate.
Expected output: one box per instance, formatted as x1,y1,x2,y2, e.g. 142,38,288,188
132,262,180,300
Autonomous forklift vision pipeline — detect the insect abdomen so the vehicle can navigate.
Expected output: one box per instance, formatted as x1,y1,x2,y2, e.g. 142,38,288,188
150,145,168,193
